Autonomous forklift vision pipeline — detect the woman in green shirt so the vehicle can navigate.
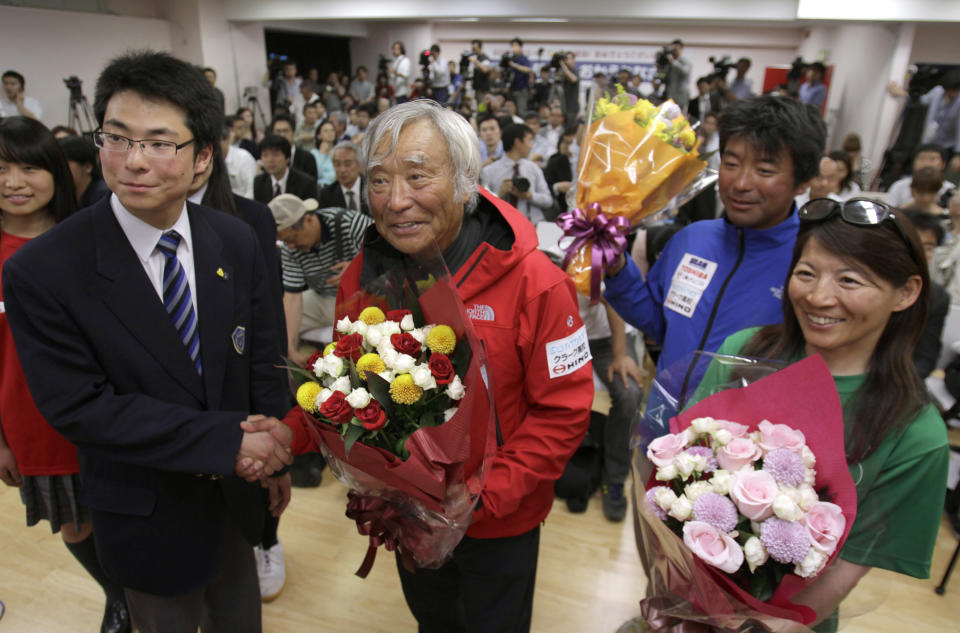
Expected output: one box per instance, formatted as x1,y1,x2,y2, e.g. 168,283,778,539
704,198,949,631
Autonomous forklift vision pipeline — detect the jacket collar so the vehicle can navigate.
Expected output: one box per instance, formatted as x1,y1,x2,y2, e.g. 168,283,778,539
721,204,799,250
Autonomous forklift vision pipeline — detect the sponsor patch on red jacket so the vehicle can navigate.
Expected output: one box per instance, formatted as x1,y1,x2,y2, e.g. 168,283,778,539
545,325,591,379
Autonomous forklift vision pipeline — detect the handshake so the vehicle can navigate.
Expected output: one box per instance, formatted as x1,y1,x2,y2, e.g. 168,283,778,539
234,414,295,482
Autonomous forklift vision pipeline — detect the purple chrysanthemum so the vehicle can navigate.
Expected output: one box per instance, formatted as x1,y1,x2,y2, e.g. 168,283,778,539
760,518,810,564
645,487,668,520
692,493,738,532
684,446,718,473
762,448,806,487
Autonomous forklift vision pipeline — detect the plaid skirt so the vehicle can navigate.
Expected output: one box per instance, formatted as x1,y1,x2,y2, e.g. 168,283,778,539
20,473,90,533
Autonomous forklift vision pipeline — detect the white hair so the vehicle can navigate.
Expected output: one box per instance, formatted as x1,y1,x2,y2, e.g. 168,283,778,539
361,100,480,214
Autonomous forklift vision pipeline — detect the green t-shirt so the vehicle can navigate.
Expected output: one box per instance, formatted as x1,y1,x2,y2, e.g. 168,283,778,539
701,327,949,581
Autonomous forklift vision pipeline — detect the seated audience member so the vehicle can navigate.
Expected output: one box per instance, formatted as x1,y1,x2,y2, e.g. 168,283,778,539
202,67,226,114
905,167,945,214
310,119,337,186
348,65,374,105
540,105,566,153
268,194,371,366
903,209,950,378
688,76,720,123
254,135,318,203
886,143,956,208
477,113,504,165
828,150,861,201
221,116,256,199
1,70,42,120
57,134,111,207
327,111,349,144
841,133,869,189
234,107,261,158
291,80,321,125
318,141,369,216
481,123,554,224
294,102,322,152
269,113,318,180
933,194,960,303
796,154,842,208
51,125,79,139
523,111,552,167
544,127,578,217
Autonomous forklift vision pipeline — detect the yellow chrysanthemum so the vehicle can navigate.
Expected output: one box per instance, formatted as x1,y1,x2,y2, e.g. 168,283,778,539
677,127,697,152
632,99,657,123
599,101,620,117
389,373,423,405
356,353,387,380
296,382,322,413
323,342,337,357
358,306,386,325
425,324,457,354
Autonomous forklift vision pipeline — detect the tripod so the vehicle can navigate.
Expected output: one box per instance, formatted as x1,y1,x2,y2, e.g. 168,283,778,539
247,92,268,131
68,93,95,134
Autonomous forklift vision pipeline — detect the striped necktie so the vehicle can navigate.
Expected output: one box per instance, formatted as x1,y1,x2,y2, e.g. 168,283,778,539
156,231,202,375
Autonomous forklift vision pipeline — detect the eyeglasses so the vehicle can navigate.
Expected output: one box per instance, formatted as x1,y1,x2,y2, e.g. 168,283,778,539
93,130,196,159
798,197,921,267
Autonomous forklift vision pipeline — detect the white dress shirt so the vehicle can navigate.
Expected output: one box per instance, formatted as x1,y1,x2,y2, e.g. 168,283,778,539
225,145,256,199
110,193,198,319
340,178,362,210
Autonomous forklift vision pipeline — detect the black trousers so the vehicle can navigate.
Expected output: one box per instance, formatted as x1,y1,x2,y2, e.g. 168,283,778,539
124,519,261,633
397,526,540,633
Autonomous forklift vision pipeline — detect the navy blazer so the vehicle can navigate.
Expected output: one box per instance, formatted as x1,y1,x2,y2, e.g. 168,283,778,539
2,197,288,596
253,167,318,204
319,177,370,216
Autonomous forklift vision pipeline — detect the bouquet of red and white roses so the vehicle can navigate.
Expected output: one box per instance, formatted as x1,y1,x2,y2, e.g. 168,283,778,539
293,305,470,461
286,259,496,577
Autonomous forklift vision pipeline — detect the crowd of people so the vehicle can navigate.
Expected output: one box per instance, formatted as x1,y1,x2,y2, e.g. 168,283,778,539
0,36,956,633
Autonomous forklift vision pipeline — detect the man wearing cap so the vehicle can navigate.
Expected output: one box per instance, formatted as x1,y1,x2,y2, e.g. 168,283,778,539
267,194,372,367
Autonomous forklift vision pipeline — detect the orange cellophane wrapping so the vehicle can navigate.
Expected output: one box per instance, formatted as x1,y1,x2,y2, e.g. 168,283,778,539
568,105,706,296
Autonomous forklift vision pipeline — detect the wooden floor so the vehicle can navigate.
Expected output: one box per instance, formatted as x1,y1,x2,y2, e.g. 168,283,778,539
0,466,958,632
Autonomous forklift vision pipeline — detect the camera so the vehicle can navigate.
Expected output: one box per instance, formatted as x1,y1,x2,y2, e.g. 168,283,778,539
63,76,83,101
460,51,473,77
549,51,567,71
500,52,516,85
419,49,433,83
655,47,672,80
512,174,530,193
377,54,389,76
243,86,259,101
708,55,735,80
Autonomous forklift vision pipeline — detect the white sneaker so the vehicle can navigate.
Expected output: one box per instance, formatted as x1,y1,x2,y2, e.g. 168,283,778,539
255,541,286,602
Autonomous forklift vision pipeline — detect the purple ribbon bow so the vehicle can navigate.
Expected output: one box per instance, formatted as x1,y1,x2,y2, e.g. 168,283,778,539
557,202,630,304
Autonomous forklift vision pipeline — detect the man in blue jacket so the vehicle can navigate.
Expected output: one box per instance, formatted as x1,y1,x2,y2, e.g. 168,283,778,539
604,96,825,413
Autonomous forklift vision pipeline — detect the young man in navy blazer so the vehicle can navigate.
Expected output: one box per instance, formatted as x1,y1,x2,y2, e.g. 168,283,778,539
2,51,294,633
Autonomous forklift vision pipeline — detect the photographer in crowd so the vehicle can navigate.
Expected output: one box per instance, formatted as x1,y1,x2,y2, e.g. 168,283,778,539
468,40,492,105
663,39,692,112
558,52,580,126
503,38,534,115
427,44,450,105
481,123,553,225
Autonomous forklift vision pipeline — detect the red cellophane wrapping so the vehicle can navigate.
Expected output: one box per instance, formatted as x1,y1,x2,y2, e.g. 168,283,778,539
304,274,497,575
632,355,857,633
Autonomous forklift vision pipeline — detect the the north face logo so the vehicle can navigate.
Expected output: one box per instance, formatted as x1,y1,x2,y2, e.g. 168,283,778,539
466,304,495,321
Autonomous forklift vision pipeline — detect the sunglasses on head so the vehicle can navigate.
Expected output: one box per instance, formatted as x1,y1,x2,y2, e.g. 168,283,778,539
798,197,922,268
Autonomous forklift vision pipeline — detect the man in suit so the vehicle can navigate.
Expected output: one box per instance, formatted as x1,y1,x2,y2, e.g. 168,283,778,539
688,76,721,123
2,50,294,633
318,141,368,215
254,135,318,204
268,112,318,180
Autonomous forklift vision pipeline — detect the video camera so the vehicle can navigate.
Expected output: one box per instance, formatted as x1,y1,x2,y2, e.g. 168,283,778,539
63,76,83,102
377,54,389,76
708,55,735,81
460,51,473,77
500,52,516,85
655,47,672,80
419,49,433,82
549,51,566,71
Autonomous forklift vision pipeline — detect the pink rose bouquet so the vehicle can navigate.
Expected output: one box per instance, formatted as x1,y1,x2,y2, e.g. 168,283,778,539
631,355,857,632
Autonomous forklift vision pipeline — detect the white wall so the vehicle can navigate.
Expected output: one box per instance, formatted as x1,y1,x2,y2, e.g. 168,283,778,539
0,6,172,129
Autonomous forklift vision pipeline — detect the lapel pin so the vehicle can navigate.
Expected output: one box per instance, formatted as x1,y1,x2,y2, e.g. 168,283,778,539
217,267,229,280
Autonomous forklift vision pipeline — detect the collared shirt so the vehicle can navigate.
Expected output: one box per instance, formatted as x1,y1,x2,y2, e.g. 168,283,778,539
479,139,504,163
280,207,372,296
110,193,198,318
340,178,362,210
0,95,42,119
393,55,412,97
429,58,450,89
270,168,290,197
480,156,553,225
729,77,753,101
799,81,826,108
